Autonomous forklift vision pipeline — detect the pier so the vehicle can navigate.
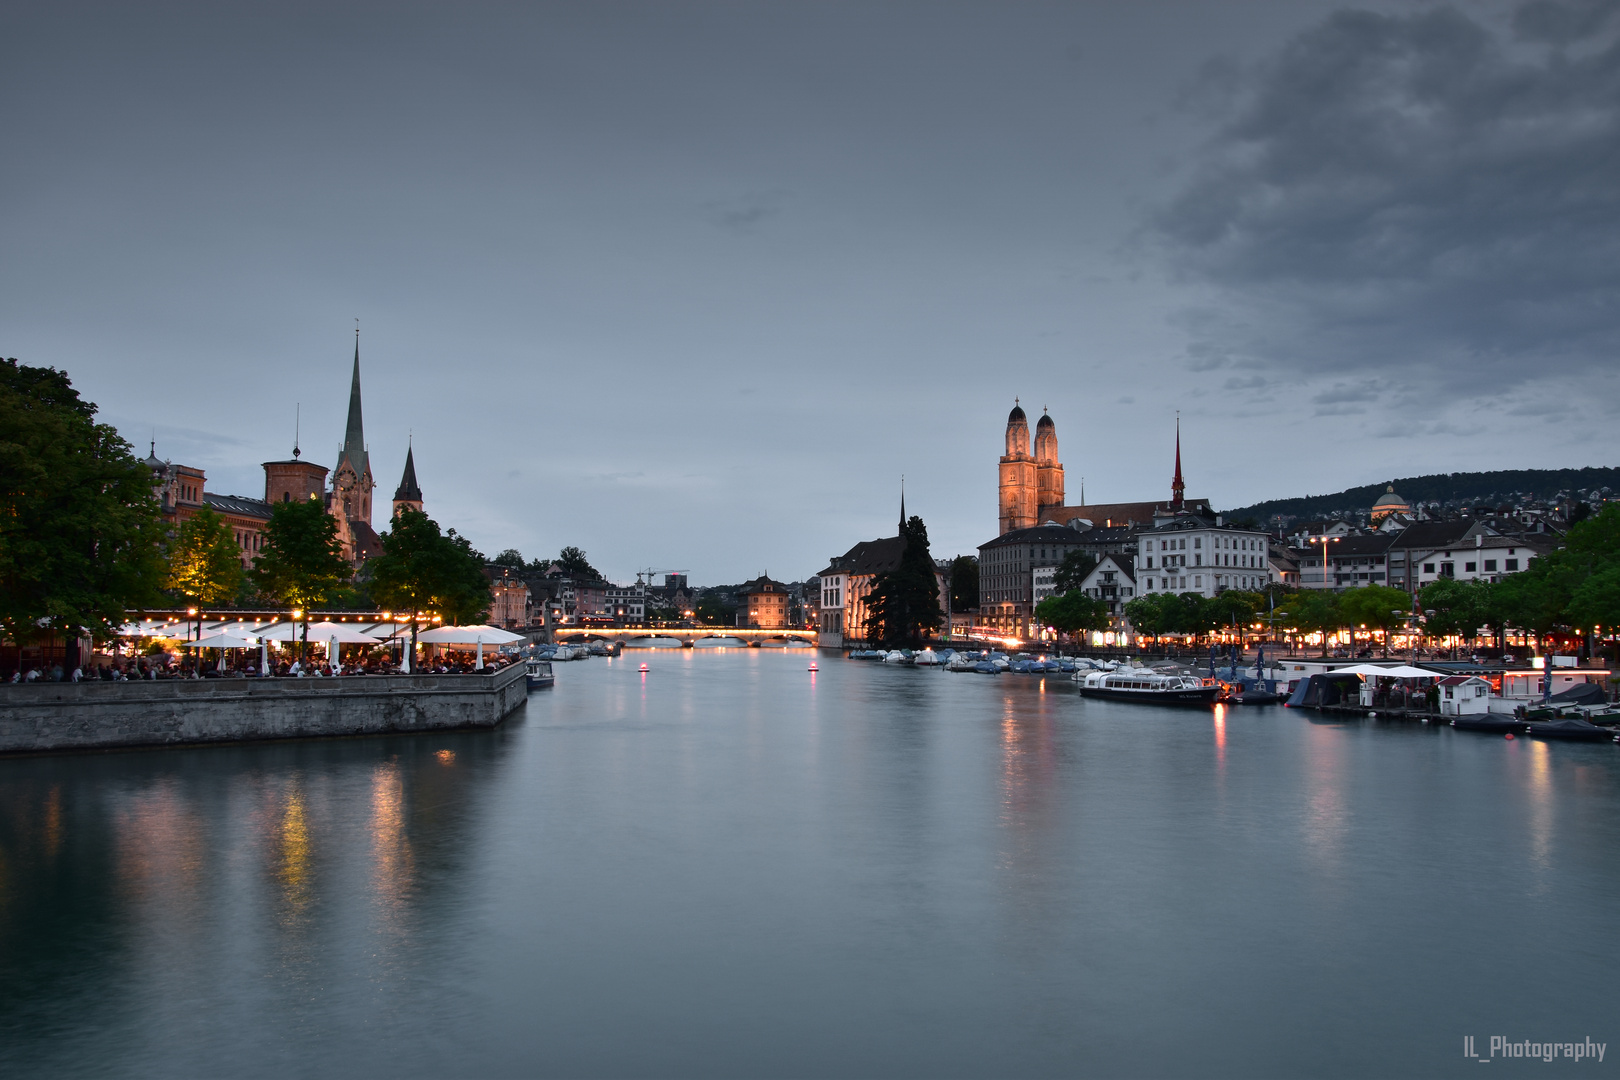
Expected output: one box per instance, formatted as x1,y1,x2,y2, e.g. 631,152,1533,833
0,663,528,755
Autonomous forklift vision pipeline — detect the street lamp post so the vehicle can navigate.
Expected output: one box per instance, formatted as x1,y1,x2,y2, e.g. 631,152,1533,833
1306,533,1342,651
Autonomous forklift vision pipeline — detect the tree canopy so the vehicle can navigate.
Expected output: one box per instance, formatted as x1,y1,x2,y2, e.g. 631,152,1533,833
948,555,979,613
1339,584,1412,656
863,515,942,647
0,358,167,643
1051,550,1099,595
1034,591,1108,649
164,506,244,610
252,497,351,652
368,508,492,642
556,546,598,579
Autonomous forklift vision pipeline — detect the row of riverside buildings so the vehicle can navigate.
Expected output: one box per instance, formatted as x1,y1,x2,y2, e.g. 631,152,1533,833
808,402,1567,647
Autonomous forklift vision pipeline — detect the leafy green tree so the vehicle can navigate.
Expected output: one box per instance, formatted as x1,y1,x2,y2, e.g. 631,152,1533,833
1124,593,1174,646
1052,550,1098,595
1284,589,1343,657
368,508,443,661
369,509,492,662
1419,578,1490,648
948,555,979,613
864,515,942,647
556,546,598,579
438,529,492,626
1567,566,1620,640
492,548,526,570
1177,592,1219,645
164,506,244,639
1035,591,1108,653
1209,590,1263,638
1338,585,1413,656
0,358,167,649
253,497,351,658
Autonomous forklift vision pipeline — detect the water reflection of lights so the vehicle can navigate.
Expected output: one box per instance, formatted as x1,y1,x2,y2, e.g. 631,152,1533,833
1527,738,1553,886
371,762,415,918
1212,704,1227,765
435,749,455,765
278,789,313,915
44,784,63,859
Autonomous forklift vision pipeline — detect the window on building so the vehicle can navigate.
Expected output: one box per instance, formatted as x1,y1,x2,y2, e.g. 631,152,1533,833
1465,562,1476,573
1506,559,1519,571
1423,563,1435,574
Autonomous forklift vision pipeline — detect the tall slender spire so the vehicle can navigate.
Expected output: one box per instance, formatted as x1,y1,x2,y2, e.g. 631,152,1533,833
338,328,367,478
899,475,906,533
1171,414,1185,509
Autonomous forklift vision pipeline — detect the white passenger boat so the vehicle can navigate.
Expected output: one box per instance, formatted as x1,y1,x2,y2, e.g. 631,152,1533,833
1075,669,1220,706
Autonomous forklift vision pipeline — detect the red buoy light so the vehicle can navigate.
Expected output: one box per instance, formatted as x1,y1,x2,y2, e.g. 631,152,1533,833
1505,733,1515,740
638,663,649,672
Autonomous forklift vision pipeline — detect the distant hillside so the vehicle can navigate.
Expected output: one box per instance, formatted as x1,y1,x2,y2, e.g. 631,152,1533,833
1225,467,1620,523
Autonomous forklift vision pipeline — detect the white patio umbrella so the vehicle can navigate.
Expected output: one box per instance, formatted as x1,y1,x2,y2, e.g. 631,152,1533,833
415,625,525,644
416,625,525,669
256,620,379,643
180,632,258,649
180,632,258,671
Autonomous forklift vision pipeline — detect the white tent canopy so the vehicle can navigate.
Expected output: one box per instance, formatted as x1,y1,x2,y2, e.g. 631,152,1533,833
180,633,258,649
1335,664,1437,679
256,621,379,643
416,625,525,644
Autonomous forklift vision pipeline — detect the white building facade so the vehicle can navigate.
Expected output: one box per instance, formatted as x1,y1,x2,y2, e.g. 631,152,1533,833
1136,519,1275,597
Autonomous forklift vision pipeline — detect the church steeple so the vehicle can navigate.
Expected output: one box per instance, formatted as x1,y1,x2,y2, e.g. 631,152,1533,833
393,439,423,516
899,476,906,534
1171,416,1185,509
338,329,368,481
329,326,376,550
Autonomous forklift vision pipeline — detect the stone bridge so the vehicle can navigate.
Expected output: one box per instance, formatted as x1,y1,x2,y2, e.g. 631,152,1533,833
552,627,817,647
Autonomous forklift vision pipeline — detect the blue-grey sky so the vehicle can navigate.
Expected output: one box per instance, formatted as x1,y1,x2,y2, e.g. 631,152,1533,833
4,1,1617,583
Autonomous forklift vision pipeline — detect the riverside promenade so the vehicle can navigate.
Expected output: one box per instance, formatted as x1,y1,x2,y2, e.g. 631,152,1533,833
0,664,528,754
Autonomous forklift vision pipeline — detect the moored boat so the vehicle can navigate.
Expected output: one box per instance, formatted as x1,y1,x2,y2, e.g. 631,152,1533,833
1450,715,1522,735
1524,717,1617,743
524,658,555,689
1076,670,1220,706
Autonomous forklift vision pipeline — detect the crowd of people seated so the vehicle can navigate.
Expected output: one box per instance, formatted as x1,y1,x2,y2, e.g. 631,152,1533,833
5,650,518,682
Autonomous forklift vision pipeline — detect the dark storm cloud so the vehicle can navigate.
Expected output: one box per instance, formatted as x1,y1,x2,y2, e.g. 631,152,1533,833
1156,2,1620,393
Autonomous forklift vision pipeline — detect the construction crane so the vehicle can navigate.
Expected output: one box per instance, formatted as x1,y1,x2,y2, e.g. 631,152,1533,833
639,567,690,587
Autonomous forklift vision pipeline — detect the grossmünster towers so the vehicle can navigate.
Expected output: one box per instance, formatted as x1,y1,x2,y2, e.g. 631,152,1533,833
999,401,1064,534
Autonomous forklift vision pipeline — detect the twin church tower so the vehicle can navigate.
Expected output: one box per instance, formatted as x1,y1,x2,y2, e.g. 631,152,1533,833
997,401,1201,535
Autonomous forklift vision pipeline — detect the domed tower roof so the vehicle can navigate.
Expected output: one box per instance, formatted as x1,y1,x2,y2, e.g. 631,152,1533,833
1371,484,1411,521
1004,398,1031,458
1033,408,1058,464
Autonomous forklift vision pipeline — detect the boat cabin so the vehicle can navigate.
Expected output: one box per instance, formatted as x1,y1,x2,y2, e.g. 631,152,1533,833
1436,676,1491,716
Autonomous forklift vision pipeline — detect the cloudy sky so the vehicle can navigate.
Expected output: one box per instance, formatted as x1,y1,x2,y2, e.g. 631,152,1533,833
4,1,1617,583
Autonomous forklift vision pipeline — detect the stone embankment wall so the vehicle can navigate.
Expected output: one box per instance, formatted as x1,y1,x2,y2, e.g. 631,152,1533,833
0,664,528,754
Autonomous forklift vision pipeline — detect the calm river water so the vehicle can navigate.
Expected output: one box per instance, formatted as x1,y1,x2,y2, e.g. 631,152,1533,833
2,651,1616,1078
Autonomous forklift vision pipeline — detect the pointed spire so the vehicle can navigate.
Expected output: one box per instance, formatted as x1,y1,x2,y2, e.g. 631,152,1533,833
899,475,906,533
338,329,367,479
394,439,422,503
1171,414,1185,509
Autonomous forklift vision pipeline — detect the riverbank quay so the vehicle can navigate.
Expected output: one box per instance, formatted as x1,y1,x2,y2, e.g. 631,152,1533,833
0,663,527,755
